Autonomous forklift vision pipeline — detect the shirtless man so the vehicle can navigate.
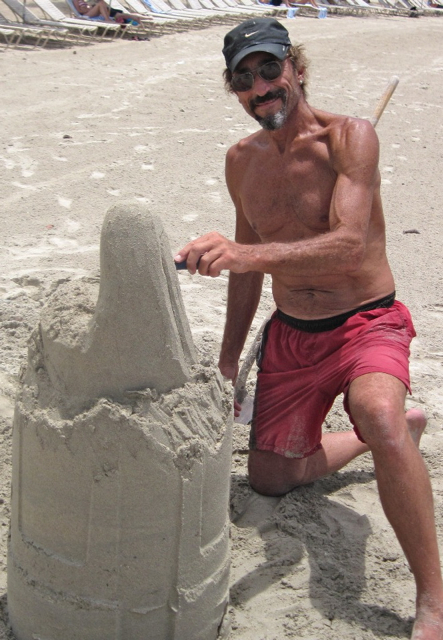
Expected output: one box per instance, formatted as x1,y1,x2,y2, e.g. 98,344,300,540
174,18,443,637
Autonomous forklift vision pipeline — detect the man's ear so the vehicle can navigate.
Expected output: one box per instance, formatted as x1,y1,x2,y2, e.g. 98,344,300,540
296,65,305,83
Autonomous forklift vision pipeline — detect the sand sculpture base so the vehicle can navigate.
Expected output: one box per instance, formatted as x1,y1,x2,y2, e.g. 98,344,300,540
8,203,232,640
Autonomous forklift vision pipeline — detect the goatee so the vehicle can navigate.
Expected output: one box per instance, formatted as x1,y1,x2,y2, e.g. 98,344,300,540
250,89,288,131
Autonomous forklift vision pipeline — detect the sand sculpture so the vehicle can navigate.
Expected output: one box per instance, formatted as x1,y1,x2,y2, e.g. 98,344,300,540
7,203,232,640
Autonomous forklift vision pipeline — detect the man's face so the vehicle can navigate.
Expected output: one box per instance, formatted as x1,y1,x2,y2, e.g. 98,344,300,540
232,51,302,131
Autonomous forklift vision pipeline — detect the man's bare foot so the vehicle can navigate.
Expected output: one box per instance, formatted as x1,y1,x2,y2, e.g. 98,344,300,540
406,407,427,446
412,602,443,639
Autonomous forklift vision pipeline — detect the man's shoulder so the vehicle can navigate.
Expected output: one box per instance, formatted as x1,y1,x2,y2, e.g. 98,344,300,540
317,111,380,173
328,112,375,141
226,130,267,163
313,110,378,157
314,109,374,136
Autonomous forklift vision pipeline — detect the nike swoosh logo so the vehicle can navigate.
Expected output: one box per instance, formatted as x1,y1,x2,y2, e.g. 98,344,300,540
245,30,259,37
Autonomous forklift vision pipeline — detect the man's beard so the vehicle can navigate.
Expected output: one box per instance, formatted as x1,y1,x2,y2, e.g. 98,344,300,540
250,89,288,131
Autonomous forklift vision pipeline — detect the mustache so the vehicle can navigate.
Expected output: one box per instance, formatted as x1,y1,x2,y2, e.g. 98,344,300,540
250,89,286,110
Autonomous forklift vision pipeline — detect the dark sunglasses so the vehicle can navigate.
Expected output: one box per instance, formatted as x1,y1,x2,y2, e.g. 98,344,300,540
231,60,284,93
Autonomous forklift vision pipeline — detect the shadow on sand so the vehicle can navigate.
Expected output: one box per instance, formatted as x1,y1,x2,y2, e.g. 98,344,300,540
230,468,414,638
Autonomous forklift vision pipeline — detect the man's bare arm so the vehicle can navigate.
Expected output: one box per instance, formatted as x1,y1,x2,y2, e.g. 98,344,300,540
218,149,265,382
218,271,263,382
175,120,380,279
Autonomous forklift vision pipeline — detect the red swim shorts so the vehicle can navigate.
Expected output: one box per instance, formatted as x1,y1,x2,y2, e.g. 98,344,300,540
250,300,416,459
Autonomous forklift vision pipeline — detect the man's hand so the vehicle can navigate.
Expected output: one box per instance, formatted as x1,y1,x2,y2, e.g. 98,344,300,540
174,232,253,277
218,360,242,418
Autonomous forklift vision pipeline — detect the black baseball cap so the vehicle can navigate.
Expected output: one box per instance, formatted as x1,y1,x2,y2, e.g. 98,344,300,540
222,18,291,73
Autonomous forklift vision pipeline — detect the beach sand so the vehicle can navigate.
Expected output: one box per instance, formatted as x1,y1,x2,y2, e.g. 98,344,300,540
1,14,443,639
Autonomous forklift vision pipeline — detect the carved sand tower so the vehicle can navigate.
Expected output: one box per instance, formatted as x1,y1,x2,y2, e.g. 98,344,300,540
8,203,232,640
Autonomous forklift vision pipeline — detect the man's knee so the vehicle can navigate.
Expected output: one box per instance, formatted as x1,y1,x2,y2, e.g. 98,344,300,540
248,450,306,496
351,396,411,453
348,374,409,449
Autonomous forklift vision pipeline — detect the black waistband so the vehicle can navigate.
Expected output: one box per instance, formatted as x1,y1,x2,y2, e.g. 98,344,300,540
276,292,396,333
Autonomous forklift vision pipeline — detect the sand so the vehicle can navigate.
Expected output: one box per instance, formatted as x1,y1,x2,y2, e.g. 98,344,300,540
1,13,443,640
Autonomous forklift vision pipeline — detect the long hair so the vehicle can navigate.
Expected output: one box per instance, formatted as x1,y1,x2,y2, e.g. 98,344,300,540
222,44,310,97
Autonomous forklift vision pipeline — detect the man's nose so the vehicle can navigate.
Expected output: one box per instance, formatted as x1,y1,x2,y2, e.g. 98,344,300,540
252,73,274,95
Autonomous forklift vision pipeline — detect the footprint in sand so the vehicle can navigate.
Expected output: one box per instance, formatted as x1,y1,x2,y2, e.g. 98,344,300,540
133,145,152,154
425,304,443,321
57,197,72,209
231,490,281,528
66,219,81,232
2,140,37,178
7,238,98,262
182,213,199,222
11,182,38,191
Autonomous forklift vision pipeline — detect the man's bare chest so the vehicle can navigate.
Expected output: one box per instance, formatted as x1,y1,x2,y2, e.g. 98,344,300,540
239,157,336,241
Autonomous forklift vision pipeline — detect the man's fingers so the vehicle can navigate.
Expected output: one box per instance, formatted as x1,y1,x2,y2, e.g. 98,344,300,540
174,248,203,273
196,251,225,277
175,232,234,275
174,257,188,270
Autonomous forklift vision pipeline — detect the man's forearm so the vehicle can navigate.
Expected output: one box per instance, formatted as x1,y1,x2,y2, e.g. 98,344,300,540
219,271,264,372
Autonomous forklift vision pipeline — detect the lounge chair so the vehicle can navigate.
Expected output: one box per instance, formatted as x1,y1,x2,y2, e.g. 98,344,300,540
33,0,106,31
153,0,216,20
221,0,283,14
185,0,243,20
0,23,21,45
239,0,351,15
162,0,233,19
224,0,290,16
134,0,204,26
396,0,426,14
129,0,204,29
235,0,293,15
1,0,101,39
204,0,263,14
0,9,66,45
114,0,191,32
138,0,210,24
121,0,189,26
106,0,161,35
197,0,251,14
63,0,125,36
384,0,413,10
165,0,228,19
341,0,399,13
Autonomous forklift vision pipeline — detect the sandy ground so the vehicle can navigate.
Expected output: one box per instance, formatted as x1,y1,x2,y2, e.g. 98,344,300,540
1,13,443,639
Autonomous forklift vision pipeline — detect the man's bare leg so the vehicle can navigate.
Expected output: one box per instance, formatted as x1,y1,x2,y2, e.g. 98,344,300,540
248,407,425,496
248,373,441,638
248,431,368,496
348,373,443,640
